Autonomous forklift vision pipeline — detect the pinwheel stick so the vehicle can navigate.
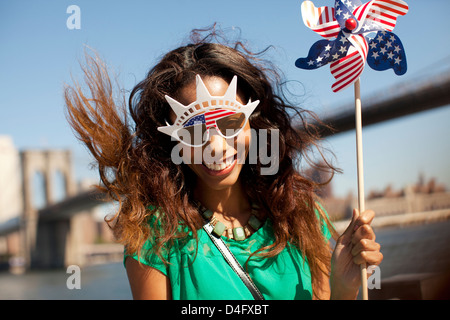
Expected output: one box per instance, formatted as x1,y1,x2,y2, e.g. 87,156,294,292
354,78,368,300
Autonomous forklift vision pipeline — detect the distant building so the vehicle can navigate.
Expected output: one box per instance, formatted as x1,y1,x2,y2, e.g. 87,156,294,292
0,136,23,261
0,136,23,223
303,162,334,199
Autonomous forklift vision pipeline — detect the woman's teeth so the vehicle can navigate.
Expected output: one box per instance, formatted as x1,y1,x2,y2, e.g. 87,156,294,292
203,155,235,171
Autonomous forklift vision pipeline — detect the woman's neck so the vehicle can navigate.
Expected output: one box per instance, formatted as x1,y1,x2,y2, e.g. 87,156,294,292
193,179,251,221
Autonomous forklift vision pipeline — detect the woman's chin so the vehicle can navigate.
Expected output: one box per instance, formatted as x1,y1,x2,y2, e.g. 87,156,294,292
189,162,244,191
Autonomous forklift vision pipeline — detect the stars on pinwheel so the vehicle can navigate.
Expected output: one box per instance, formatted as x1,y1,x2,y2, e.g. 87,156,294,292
366,30,407,75
296,32,351,70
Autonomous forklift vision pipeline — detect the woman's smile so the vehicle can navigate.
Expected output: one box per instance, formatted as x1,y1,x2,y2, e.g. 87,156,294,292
200,153,237,176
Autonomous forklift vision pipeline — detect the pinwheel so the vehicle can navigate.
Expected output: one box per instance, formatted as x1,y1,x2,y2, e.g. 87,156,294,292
295,0,409,300
296,0,408,92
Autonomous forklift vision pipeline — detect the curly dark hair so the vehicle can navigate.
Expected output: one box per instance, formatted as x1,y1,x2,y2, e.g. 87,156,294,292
64,28,338,298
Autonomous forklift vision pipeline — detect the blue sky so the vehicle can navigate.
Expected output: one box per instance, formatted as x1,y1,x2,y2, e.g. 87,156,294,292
1,0,449,198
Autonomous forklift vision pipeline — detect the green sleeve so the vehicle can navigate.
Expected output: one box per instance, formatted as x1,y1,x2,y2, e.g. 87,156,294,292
124,236,169,276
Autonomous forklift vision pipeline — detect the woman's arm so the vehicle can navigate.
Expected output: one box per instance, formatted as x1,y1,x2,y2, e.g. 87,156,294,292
125,257,172,300
315,269,331,300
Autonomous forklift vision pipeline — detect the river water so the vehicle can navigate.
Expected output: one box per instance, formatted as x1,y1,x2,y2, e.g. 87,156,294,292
0,261,132,300
1,219,449,300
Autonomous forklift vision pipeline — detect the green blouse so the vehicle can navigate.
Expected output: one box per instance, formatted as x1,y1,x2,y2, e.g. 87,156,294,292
125,208,332,300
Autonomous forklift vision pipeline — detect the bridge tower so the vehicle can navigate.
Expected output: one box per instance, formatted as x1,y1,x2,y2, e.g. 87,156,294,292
21,150,77,268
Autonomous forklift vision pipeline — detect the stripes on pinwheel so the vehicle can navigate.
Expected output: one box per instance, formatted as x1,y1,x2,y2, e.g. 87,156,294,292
301,1,340,39
330,34,368,92
357,0,409,32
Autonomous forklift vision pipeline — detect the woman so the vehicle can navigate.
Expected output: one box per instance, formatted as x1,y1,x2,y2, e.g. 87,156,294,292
64,31,382,300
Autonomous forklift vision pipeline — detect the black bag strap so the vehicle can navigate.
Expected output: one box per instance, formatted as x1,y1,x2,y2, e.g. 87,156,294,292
203,222,265,300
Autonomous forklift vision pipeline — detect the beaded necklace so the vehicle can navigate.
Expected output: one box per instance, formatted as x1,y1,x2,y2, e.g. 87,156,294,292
195,202,264,241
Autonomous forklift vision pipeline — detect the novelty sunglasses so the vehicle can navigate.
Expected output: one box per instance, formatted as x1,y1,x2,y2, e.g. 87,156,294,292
157,75,260,147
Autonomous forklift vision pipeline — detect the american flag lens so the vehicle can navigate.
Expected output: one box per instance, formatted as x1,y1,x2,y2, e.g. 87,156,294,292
177,110,247,147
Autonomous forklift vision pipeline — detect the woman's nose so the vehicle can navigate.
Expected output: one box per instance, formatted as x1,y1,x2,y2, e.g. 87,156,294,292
205,127,227,159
